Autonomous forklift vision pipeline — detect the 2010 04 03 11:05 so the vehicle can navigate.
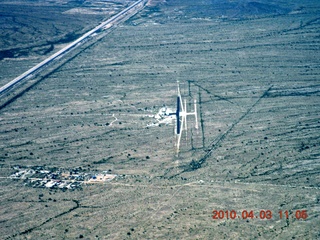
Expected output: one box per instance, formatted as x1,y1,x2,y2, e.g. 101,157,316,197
212,210,308,220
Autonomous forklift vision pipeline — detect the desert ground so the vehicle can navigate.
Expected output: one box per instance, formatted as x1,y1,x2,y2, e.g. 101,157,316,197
0,0,319,239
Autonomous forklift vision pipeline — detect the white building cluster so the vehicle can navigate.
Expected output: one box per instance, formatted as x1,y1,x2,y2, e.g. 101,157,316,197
9,166,117,190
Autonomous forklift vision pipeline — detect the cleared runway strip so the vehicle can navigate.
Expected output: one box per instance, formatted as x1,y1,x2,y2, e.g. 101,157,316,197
0,0,147,95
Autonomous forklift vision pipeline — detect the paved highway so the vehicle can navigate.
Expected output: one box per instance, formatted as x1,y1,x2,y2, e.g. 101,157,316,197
0,0,147,95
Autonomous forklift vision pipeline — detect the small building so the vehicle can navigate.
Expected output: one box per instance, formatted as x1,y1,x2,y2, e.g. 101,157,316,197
45,180,56,188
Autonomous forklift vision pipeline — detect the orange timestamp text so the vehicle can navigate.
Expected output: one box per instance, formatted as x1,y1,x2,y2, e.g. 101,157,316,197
212,209,308,220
